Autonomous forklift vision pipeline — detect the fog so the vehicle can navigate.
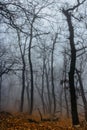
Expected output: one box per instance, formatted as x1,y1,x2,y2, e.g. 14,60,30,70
0,0,87,123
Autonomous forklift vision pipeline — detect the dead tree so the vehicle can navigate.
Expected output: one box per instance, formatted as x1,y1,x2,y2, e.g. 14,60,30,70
17,30,27,112
51,33,58,114
62,8,79,126
62,0,86,125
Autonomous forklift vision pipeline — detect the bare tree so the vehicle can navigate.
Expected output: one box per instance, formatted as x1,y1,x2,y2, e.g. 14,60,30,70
63,49,70,118
62,6,79,126
62,0,86,125
51,32,58,114
16,30,28,112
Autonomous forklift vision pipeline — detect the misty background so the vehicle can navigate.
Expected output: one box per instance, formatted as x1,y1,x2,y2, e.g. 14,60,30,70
0,0,87,121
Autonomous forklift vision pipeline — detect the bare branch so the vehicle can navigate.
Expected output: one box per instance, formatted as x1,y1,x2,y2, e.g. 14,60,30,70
67,0,86,12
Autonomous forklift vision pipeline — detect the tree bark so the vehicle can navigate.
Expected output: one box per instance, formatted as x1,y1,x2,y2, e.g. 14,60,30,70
28,52,34,115
63,50,69,118
62,9,79,125
51,37,57,114
28,18,35,115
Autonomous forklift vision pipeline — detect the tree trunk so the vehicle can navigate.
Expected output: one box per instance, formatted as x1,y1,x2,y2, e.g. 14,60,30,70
45,64,51,114
35,71,46,114
26,83,30,112
0,76,2,111
51,41,56,114
17,30,26,112
63,50,69,118
28,49,34,115
28,20,34,115
76,69,87,121
64,87,69,118
41,59,46,114
20,62,26,112
84,104,87,121
62,9,79,125
59,85,63,116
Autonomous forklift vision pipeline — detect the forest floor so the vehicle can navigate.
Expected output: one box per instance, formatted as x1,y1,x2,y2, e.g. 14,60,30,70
0,111,87,130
